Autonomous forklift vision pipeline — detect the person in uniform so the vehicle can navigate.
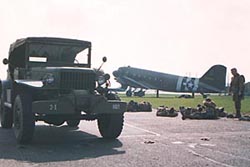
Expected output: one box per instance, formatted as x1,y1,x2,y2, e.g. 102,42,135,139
229,68,244,118
202,97,217,119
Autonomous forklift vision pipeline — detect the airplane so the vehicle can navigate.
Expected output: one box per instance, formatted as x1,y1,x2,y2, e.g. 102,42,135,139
112,65,227,97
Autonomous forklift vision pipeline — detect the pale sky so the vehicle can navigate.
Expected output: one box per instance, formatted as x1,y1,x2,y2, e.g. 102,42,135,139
0,0,250,87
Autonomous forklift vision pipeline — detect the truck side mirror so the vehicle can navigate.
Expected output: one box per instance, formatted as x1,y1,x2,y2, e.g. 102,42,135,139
97,57,107,71
2,58,9,65
102,57,107,63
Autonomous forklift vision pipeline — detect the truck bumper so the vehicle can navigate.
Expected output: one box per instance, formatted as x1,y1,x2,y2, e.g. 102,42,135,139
92,100,127,114
32,95,126,115
32,96,75,115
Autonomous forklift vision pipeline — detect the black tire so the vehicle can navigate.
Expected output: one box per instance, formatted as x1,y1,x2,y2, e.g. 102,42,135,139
137,91,145,97
126,90,132,97
107,93,121,101
66,120,80,127
98,114,124,139
13,93,35,144
43,117,65,126
0,94,13,128
52,120,65,126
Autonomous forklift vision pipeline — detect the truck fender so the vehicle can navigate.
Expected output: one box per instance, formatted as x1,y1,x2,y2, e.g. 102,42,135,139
1,80,13,108
14,80,43,94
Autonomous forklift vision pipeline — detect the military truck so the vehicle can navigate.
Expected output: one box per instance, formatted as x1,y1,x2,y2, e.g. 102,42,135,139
0,37,126,144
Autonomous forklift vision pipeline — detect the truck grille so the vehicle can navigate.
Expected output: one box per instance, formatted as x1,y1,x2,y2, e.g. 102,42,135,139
60,71,96,90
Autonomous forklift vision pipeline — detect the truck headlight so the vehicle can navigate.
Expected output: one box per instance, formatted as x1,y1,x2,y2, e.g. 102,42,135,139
97,74,110,85
42,73,55,85
98,76,106,85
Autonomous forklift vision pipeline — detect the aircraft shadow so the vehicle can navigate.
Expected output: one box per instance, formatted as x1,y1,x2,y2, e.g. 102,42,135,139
0,125,125,163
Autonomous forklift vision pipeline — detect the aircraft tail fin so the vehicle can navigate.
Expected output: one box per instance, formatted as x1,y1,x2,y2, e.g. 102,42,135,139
199,65,227,92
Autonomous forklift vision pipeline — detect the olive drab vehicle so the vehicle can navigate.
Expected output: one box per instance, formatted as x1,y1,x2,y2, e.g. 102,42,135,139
0,37,126,144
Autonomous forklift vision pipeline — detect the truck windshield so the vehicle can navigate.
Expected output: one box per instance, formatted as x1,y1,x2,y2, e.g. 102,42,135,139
29,56,47,62
28,43,90,67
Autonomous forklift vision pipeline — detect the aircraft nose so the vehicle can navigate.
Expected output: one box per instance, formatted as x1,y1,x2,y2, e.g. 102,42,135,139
113,70,120,77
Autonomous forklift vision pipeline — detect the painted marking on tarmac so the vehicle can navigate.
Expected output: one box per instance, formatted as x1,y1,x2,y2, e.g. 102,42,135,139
198,143,250,162
188,143,197,148
124,123,161,137
171,141,184,145
187,149,234,167
172,141,249,166
200,143,216,147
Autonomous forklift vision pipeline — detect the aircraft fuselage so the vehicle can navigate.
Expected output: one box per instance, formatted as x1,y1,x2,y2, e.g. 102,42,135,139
113,65,226,94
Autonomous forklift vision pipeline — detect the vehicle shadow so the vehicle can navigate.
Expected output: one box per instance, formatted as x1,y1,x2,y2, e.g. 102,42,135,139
0,125,125,163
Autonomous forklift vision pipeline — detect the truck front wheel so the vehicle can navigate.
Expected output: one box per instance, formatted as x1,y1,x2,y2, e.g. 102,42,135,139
13,94,35,144
0,96,13,128
66,120,80,127
97,114,124,139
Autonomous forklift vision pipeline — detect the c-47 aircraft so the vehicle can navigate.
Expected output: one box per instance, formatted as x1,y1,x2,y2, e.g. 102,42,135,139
112,65,227,97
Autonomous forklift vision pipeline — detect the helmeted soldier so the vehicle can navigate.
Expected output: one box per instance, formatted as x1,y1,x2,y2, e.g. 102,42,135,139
180,98,218,120
202,97,217,119
156,106,178,117
229,68,245,118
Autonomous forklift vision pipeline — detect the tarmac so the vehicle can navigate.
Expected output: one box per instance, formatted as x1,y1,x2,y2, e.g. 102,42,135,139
0,110,249,167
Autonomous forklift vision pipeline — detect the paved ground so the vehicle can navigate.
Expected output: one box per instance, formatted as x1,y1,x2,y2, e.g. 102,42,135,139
0,110,250,167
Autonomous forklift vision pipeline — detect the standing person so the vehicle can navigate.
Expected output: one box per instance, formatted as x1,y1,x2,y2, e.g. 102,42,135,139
229,68,245,118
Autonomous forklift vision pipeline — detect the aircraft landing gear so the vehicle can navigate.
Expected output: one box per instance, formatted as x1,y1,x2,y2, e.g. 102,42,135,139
126,88,145,97
126,89,132,97
134,89,145,97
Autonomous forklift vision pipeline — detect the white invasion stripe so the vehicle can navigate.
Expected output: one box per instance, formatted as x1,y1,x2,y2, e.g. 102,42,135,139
176,76,183,91
185,78,191,91
193,78,199,91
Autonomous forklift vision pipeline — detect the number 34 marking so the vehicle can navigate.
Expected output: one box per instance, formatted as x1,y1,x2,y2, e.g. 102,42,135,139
49,104,57,111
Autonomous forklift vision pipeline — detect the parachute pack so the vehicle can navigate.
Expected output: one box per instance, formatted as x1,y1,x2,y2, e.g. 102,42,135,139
240,75,245,83
240,75,245,98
